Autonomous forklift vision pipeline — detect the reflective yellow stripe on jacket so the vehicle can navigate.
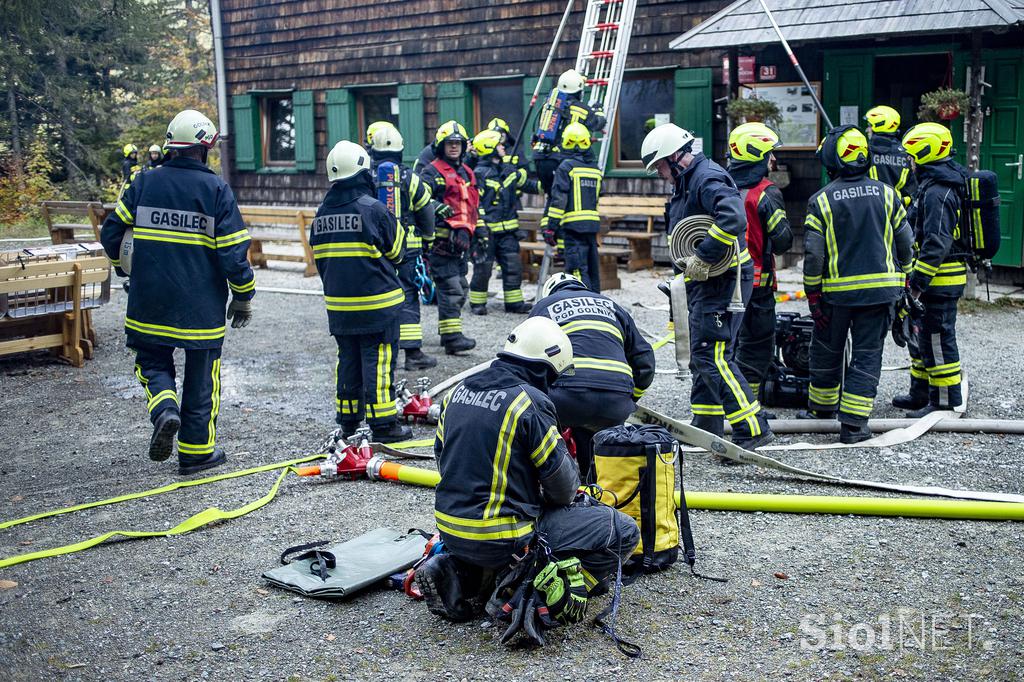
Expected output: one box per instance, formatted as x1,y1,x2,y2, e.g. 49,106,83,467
324,289,404,312
125,317,225,341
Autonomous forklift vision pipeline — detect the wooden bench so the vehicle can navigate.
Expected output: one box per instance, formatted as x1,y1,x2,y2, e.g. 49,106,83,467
597,196,666,272
520,241,626,290
0,248,111,367
239,205,317,277
40,201,112,245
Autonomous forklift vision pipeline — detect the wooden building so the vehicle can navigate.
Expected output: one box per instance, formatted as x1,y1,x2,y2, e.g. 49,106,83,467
218,0,1024,272
218,0,730,206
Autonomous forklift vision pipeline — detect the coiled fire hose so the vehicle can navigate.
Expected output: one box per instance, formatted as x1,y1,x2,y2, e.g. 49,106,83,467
669,214,736,276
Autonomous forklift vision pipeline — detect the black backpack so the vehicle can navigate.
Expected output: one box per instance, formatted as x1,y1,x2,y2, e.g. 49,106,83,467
957,169,1001,262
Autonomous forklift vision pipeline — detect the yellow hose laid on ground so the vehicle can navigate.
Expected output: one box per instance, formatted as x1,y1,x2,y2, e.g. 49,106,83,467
365,461,1024,522
676,491,1024,522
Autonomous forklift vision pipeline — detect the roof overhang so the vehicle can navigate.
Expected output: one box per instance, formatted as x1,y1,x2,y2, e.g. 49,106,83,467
670,0,1024,51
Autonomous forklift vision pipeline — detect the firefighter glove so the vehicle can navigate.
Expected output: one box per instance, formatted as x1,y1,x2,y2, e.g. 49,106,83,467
435,203,454,220
227,298,253,329
682,254,712,282
542,227,558,247
471,227,491,266
449,227,471,254
807,291,829,334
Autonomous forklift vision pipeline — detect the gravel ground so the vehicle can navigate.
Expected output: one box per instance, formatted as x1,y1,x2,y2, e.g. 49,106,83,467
1,259,1023,681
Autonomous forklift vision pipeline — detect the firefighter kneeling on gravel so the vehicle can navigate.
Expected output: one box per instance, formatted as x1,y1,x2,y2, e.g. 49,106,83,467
419,121,478,354
100,109,255,475
415,317,639,636
311,140,412,444
800,126,914,443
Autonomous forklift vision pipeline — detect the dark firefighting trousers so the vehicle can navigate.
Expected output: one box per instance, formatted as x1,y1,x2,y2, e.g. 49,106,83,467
564,230,600,293
132,342,222,459
808,302,890,426
736,286,777,399
686,270,769,441
334,323,399,429
915,296,962,409
428,249,469,343
534,153,561,195
469,232,524,310
396,251,423,351
549,387,636,484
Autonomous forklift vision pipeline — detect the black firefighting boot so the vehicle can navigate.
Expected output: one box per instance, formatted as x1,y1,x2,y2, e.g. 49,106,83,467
470,304,488,316
444,334,477,355
404,348,437,371
371,421,413,444
179,447,227,476
839,422,873,444
149,409,181,462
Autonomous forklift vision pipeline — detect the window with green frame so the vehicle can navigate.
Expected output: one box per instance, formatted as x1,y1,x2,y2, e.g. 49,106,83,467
614,72,675,169
231,90,315,173
472,79,524,138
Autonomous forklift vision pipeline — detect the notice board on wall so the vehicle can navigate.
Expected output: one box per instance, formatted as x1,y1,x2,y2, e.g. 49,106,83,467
740,81,822,150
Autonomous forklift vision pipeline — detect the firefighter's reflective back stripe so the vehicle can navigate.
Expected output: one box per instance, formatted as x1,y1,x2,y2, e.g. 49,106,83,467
573,357,632,376
483,392,532,519
561,319,623,343
566,167,602,225
434,510,534,542
133,227,215,248
529,425,560,468
125,317,225,341
313,242,382,259
822,273,905,292
929,261,968,287
818,193,839,281
714,341,760,437
882,185,896,275
218,229,250,248
136,206,215,237
324,288,404,312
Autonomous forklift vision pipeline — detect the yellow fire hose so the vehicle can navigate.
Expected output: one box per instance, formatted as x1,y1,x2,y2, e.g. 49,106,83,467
367,460,1024,522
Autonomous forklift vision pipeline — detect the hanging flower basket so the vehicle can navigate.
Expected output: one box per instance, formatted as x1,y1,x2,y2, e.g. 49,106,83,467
918,88,969,123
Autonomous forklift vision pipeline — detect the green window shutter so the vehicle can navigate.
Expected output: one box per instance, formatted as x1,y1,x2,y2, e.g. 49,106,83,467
522,76,552,147
293,90,315,171
398,84,425,166
436,82,471,127
325,88,354,148
231,94,259,171
674,68,713,157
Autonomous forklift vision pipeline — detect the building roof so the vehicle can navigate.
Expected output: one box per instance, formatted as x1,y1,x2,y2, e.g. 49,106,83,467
669,0,1024,50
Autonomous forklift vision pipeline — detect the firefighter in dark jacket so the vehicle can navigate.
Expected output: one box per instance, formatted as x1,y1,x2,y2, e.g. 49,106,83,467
100,110,254,474
801,126,915,443
532,69,607,194
418,121,478,354
366,123,439,371
414,317,640,623
727,122,793,402
542,123,603,292
311,140,412,443
531,273,655,482
468,130,531,315
895,122,967,415
641,122,772,450
144,144,164,171
865,105,917,206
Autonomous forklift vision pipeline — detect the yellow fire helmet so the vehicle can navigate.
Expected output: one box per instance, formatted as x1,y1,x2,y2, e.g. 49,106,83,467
864,105,901,134
561,122,592,151
728,122,781,162
902,122,953,165
487,117,511,137
434,120,468,146
122,143,138,157
472,129,503,158
836,127,869,164
365,120,396,146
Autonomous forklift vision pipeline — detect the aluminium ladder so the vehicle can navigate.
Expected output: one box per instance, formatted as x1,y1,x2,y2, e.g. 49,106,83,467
573,0,638,169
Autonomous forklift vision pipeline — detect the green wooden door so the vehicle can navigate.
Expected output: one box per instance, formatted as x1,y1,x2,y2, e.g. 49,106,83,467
822,52,873,184
978,50,1024,267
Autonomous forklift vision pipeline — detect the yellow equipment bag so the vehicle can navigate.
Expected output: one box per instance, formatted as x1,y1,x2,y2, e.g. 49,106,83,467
592,424,680,572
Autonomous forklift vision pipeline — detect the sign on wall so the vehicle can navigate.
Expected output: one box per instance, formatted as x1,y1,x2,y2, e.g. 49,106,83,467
740,81,822,150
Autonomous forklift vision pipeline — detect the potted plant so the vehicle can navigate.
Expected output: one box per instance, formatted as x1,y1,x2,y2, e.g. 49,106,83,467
726,96,782,128
918,88,969,122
